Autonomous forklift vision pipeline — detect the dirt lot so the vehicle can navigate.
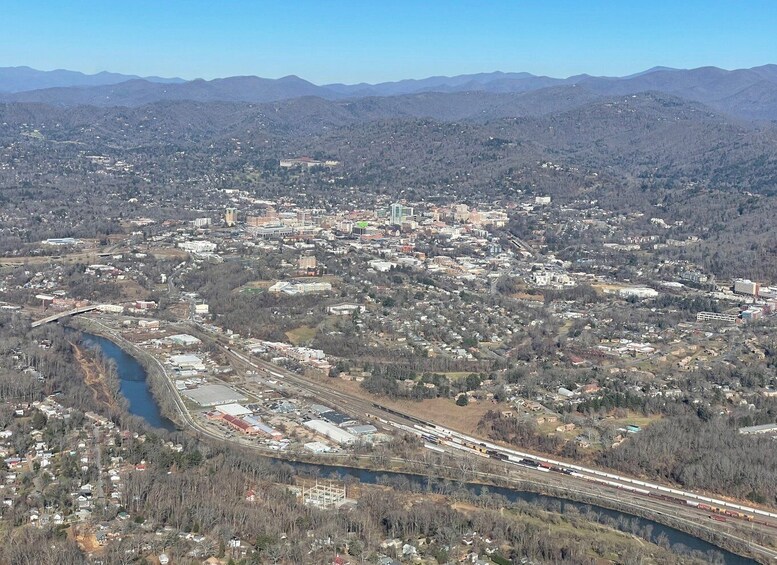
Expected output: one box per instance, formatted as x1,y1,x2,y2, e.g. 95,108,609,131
327,376,495,435
70,526,102,554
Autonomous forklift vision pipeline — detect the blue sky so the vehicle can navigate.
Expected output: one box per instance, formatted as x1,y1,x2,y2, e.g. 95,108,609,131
2,0,775,83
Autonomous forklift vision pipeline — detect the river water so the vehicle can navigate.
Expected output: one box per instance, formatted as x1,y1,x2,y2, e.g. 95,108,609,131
82,330,754,564
80,332,176,431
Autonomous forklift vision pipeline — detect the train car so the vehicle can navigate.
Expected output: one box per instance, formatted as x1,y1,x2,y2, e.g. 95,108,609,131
374,403,426,426
711,515,727,522
460,441,489,454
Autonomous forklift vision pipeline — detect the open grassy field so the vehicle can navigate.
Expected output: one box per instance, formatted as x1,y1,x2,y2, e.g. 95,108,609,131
286,325,318,345
236,280,274,293
607,412,662,429
440,371,477,381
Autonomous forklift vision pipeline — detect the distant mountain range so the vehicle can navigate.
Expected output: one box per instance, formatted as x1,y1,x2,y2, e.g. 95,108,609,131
0,66,184,92
1,65,777,121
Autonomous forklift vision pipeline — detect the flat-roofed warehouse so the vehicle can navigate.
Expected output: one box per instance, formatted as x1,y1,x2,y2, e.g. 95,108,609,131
738,423,777,435
304,419,356,445
182,384,247,407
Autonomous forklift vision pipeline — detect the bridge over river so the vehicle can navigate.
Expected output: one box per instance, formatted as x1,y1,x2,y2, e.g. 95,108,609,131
31,305,104,328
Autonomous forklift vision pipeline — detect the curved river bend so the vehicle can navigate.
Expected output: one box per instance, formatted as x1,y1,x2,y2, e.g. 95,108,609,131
83,331,754,565
80,332,176,431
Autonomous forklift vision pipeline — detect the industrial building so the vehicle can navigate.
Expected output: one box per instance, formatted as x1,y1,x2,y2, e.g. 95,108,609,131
347,424,378,436
618,287,659,299
215,403,252,417
166,334,201,347
738,423,777,435
182,385,247,407
169,354,206,371
304,419,356,445
43,237,80,246
179,240,217,254
304,441,331,453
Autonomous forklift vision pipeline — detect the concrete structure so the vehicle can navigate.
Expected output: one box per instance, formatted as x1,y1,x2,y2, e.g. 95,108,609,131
696,312,738,324
225,207,237,227
734,279,760,297
30,305,101,328
300,480,347,509
36,294,55,308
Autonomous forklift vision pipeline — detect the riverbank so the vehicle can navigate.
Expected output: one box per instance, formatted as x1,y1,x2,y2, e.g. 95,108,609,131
67,317,769,564
69,340,123,412
68,318,178,431
244,449,765,564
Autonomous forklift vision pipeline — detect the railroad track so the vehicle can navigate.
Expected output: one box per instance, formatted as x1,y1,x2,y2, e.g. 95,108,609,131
131,321,777,560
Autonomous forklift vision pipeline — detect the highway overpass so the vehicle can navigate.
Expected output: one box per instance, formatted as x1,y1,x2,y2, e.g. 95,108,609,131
31,305,102,328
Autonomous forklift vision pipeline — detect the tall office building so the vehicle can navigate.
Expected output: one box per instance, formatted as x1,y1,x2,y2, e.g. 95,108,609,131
390,203,413,226
225,207,237,227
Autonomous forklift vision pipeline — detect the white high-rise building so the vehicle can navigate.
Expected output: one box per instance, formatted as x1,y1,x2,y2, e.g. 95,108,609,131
390,203,413,226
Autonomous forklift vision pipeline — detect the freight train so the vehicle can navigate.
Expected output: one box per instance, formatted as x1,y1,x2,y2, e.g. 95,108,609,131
367,402,773,528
